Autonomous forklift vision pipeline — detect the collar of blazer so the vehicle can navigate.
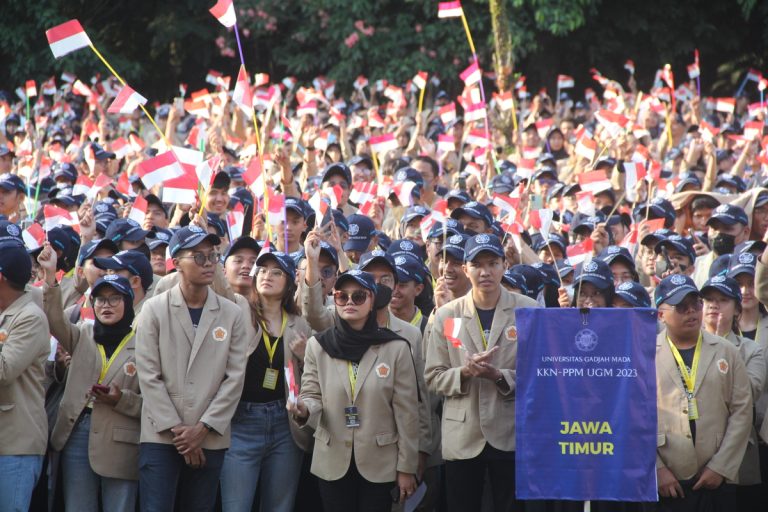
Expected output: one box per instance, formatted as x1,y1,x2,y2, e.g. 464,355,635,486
168,284,222,369
657,328,720,396
0,291,35,324
458,287,517,353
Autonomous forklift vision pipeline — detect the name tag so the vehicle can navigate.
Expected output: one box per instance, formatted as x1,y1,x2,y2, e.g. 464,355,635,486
263,368,279,390
345,406,360,428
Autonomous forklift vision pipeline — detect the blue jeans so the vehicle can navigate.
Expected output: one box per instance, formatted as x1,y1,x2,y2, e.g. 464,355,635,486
0,454,43,512
61,413,137,512
220,400,304,512
139,442,225,512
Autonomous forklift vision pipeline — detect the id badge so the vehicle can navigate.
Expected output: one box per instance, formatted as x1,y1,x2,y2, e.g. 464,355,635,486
345,406,360,428
263,368,279,390
687,396,699,421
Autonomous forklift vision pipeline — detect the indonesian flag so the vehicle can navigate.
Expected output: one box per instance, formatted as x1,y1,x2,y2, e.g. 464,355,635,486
748,102,765,118
308,191,331,226
516,158,536,179
412,71,428,90
72,80,92,97
759,78,768,92
463,102,486,122
206,70,222,86
129,133,146,153
715,97,735,114
747,69,763,82
282,76,297,90
253,73,270,87
267,191,286,226
354,76,368,90
136,151,185,189
350,182,377,205
209,0,236,28
437,134,455,152
419,214,439,243
624,60,635,75
232,65,253,115
369,133,398,154
195,155,221,190
86,173,112,200
575,137,597,161
623,162,646,202
595,109,629,137
42,77,57,95
557,75,574,89
242,156,265,198
576,191,596,216
744,121,763,141
128,195,148,224
46,19,91,59
699,121,719,143
322,185,344,210
535,118,554,139
687,63,700,80
43,205,78,230
392,182,417,207
184,99,210,118
530,208,554,236
619,226,639,254
61,72,76,83
661,65,675,89
297,101,317,118
22,223,46,251
439,102,457,124
493,194,518,215
111,137,130,159
162,171,198,205
226,203,245,240
25,80,37,97
495,90,514,111
578,170,611,193
566,238,594,266
443,318,463,348
285,359,298,405
107,85,147,114
438,1,463,18
465,129,490,148
460,61,481,87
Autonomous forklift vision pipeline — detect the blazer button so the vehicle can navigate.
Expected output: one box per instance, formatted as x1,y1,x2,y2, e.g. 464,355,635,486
682,409,688,414
345,441,352,448
686,434,692,439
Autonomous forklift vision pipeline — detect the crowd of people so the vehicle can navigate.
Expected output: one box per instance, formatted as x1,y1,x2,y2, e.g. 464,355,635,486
1,54,768,512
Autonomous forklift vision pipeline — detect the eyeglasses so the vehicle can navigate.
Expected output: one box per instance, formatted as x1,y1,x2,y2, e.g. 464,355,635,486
256,267,286,278
333,290,369,306
178,252,220,266
93,295,123,307
320,266,337,279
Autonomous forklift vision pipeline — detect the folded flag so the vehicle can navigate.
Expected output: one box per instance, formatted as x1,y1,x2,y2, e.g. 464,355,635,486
438,1,464,18
128,195,148,224
444,318,463,348
107,85,147,114
209,0,237,28
46,19,91,59
308,191,332,226
557,74,574,89
44,204,78,230
460,61,482,87
136,151,184,189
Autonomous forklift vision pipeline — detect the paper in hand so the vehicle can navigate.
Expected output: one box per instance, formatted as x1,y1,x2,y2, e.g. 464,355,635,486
285,359,297,404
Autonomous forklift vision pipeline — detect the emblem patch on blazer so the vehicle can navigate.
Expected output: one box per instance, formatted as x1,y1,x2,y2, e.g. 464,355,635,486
375,363,391,378
505,326,517,341
717,358,729,374
0,328,7,344
212,327,228,342
124,362,137,377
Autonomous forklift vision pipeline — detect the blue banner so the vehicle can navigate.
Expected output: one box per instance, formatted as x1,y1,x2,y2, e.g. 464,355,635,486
515,308,658,501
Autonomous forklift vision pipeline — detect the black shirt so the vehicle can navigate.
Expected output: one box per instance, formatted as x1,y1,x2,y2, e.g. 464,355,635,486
678,346,697,443
476,307,495,346
188,307,203,329
742,328,757,340
241,335,285,403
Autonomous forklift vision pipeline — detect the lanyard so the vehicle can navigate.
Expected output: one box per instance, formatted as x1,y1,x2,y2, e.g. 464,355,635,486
348,361,359,401
667,331,703,395
410,308,423,328
97,330,134,384
474,312,489,349
261,311,287,367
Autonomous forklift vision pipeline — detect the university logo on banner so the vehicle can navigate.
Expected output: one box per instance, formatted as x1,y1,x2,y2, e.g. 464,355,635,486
515,308,658,501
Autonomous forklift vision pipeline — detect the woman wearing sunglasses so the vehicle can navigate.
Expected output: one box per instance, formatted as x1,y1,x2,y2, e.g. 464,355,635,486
38,243,141,512
219,250,312,512
288,270,419,512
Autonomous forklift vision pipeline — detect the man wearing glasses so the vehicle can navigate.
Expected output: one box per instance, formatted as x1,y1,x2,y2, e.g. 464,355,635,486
654,274,752,510
135,225,248,512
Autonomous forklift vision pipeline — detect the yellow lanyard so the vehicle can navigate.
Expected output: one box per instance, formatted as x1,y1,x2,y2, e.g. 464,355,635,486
97,330,134,384
348,361,359,400
261,311,287,367
410,308,423,328
475,312,489,349
667,331,703,395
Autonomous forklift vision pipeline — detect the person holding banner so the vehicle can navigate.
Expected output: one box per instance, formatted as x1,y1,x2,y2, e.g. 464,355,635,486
219,250,311,512
654,274,752,510
425,233,538,511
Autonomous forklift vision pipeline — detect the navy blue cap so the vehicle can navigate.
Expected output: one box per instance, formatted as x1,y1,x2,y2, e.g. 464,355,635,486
502,268,529,294
91,274,134,301
727,251,757,278
225,165,244,181
509,265,544,298
168,225,221,257
224,236,260,260
555,259,575,278
105,218,153,243
393,167,425,189
754,192,768,209
735,240,767,254
359,250,397,276
707,204,749,227
206,213,227,237
594,157,616,170
93,250,154,291
91,143,115,160
344,214,377,252
391,253,424,283
641,228,674,247
427,219,464,239
615,281,651,308
654,274,699,306
701,275,742,302
0,173,27,194
318,240,339,267
655,235,696,264
0,243,31,286
285,197,306,218
53,163,78,182
531,261,560,287
534,233,568,253
709,254,731,278
0,220,24,247
402,205,430,225
674,172,702,193
77,238,119,266
256,250,296,281
537,152,557,165
441,233,467,261
489,173,515,194
93,201,118,220
229,187,254,208
321,163,352,185
599,245,635,268
532,166,558,181
335,269,377,293
386,239,426,262
31,226,70,256
571,213,605,234
451,201,494,228
574,259,613,290
464,233,505,262
332,209,349,233
147,228,173,251
445,190,471,205
714,173,746,193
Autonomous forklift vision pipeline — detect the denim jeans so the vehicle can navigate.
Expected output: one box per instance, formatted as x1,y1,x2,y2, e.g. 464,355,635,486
61,413,137,512
139,442,225,512
220,400,304,512
0,453,43,512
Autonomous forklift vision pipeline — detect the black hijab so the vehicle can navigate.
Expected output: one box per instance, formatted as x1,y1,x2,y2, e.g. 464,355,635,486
316,311,406,363
93,296,135,357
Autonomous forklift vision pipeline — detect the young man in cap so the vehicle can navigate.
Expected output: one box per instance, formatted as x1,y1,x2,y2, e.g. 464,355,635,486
222,236,260,297
0,242,52,511
343,214,379,264
654,274,752,509
276,197,308,256
434,234,473,309
425,233,538,511
450,201,494,236
135,225,248,511
321,163,357,216
105,218,155,255
147,229,172,277
425,219,465,279
693,204,750,287
0,172,27,221
390,254,428,333
142,194,169,231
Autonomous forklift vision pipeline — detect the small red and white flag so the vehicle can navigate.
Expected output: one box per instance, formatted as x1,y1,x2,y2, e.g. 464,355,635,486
61,72,76,84
72,80,92,97
128,195,148,224
748,102,765,118
623,162,646,202
578,170,611,193
460,61,481,87
162,171,198,205
715,97,735,114
412,71,428,90
242,156,265,198
46,19,91,59
354,76,369,90
437,134,455,152
624,60,635,75
43,205,78,230
438,1,464,18
465,129,489,148
747,69,763,83
576,191,596,216
516,158,536,179
439,102,457,124
297,101,317,118
86,173,112,200
443,318,463,348
687,63,700,80
393,181,417,207
493,193,519,215
759,78,768,92
557,75,574,89
195,155,221,190
111,137,131,159
267,191,286,226
22,223,46,251
495,90,514,111
350,182,378,205
206,70,222,86
575,137,597,161
463,102,486,122
744,121,763,141
323,185,344,210
232,65,253,114
226,203,245,240
184,99,210,119
107,85,147,114
369,133,399,154
209,0,237,28
308,191,331,225
535,118,553,139
699,121,720,143
41,77,57,95
566,238,594,266
136,151,185,189
254,73,270,87
129,133,146,153
25,80,37,97
285,359,298,405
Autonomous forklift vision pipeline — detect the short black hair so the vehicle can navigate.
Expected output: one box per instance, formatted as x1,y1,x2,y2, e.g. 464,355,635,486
691,195,720,212
412,156,439,178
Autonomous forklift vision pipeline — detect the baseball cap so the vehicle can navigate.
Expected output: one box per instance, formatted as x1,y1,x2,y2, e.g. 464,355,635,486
359,250,397,276
256,250,296,281
640,228,674,247
335,269,377,293
441,233,467,261
489,173,515,194
402,205,430,225
285,197,307,218
655,235,696,264
94,250,154,291
714,173,746,193
30,226,70,257
464,233,505,262
555,259,575,279
318,241,339,267
614,281,651,308
168,225,221,257
727,251,757,278
105,218,154,243
321,163,352,185
574,259,613,290
445,190,471,205
53,163,78,182
502,268,529,294
91,274,134,301
734,240,766,254
701,275,741,302
654,274,699,306
599,245,635,268
707,204,748,227
533,233,568,254
0,243,32,286
0,220,24,247
144,194,167,217
344,214,377,253
509,265,544,298
0,173,27,194
451,201,494,228
91,143,116,160
77,238,119,266
224,236,261,260
147,228,173,251
427,219,464,240
390,253,424,283
393,167,425,189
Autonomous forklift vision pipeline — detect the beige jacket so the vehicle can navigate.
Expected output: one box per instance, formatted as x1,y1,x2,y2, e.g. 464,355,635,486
425,289,539,460
655,329,752,482
0,292,51,456
135,284,247,449
44,283,142,480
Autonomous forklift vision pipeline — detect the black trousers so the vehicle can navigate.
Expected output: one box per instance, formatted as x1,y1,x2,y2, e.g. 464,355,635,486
646,479,722,512
317,458,394,512
444,444,520,512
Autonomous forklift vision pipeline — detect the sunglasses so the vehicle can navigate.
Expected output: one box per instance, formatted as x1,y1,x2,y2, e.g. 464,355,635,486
333,290,369,306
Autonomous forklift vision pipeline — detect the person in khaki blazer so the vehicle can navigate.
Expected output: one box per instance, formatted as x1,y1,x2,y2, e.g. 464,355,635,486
654,274,752,509
135,226,248,512
40,242,142,512
424,233,539,512
289,270,419,511
0,241,51,512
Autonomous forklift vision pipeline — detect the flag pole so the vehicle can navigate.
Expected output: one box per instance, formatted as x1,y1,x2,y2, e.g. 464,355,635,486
25,96,30,127
417,82,427,115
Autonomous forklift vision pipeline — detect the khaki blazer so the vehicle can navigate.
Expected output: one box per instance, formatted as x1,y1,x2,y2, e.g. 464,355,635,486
44,284,142,480
752,259,768,436
424,289,539,460
655,329,753,482
301,279,333,333
135,284,248,449
419,313,445,467
0,292,51,456
299,336,419,483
